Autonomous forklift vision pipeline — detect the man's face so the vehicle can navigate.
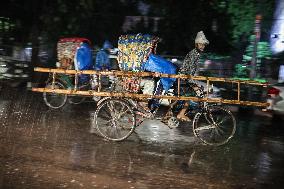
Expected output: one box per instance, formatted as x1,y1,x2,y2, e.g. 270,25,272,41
196,43,206,52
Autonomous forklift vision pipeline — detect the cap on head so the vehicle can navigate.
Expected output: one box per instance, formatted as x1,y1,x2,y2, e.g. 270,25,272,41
195,31,209,45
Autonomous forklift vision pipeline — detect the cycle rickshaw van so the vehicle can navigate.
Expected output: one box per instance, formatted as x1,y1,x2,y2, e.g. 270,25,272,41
42,37,93,108
56,37,93,85
32,35,269,146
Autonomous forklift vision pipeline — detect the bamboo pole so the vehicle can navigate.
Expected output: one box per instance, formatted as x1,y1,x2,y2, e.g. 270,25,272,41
32,67,270,107
34,67,268,86
32,87,269,107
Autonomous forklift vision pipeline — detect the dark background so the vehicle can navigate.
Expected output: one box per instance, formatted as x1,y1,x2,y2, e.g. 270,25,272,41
0,0,281,82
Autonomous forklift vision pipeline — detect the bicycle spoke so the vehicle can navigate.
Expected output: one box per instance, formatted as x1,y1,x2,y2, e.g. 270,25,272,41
114,125,123,138
194,124,215,131
100,107,112,119
209,126,216,140
107,101,115,114
215,116,229,125
105,124,114,136
215,125,225,135
117,106,129,118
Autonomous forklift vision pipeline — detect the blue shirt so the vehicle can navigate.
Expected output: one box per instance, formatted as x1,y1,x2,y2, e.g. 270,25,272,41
95,49,111,70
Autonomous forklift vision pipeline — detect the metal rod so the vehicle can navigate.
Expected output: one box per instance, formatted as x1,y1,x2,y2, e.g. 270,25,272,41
177,78,180,97
74,72,78,91
206,80,209,97
52,72,56,90
98,74,101,92
237,82,240,102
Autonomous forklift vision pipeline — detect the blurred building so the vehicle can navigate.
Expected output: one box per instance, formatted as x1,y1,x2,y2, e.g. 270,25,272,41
270,0,284,54
122,16,161,33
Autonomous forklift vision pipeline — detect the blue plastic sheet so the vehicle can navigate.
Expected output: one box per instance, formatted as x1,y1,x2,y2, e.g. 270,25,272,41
76,43,93,70
75,43,93,83
144,54,177,91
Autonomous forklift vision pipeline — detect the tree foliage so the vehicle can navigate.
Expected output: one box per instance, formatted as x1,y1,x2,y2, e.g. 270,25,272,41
144,0,224,55
214,0,274,46
0,0,276,58
242,35,272,62
0,0,139,68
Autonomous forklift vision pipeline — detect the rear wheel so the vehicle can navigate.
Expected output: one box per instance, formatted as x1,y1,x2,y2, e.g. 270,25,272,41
43,81,67,109
68,96,86,105
192,105,236,146
94,99,136,141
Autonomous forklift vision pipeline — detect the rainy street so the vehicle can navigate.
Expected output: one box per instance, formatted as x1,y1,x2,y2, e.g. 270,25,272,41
0,84,283,189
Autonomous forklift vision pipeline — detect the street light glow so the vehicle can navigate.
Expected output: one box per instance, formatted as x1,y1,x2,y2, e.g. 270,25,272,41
270,0,284,54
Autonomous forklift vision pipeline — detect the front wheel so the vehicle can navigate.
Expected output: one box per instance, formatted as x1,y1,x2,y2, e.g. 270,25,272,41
43,81,67,109
94,99,136,141
192,105,236,146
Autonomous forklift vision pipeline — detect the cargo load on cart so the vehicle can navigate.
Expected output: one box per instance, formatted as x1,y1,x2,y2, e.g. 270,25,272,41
117,33,177,92
56,37,93,83
57,37,93,71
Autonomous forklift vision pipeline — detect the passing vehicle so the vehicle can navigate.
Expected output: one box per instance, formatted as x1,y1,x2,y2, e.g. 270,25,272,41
0,55,31,87
265,82,284,119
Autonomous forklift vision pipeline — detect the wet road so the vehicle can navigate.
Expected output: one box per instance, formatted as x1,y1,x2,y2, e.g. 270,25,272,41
1,85,284,189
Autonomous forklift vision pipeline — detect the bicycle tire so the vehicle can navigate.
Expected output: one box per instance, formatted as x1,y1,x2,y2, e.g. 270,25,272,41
94,99,136,141
43,81,67,109
192,105,236,146
68,96,86,105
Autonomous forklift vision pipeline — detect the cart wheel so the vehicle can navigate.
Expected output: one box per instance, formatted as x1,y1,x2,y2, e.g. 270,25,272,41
68,96,86,105
43,81,67,109
94,99,136,141
192,105,236,146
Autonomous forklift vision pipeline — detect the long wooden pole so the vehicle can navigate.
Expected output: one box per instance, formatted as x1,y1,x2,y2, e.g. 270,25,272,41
32,87,269,107
34,67,268,86
32,67,269,107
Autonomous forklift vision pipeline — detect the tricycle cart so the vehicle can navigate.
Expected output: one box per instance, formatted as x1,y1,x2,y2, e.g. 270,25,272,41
32,34,269,146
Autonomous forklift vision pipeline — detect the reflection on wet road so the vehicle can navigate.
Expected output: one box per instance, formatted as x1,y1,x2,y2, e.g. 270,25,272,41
1,85,284,188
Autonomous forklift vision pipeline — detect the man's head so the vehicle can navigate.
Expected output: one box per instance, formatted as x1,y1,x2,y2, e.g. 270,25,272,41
103,40,113,51
195,31,209,52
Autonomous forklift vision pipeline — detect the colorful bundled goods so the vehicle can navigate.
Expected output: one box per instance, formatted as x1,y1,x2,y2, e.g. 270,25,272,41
117,33,159,71
121,77,141,93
